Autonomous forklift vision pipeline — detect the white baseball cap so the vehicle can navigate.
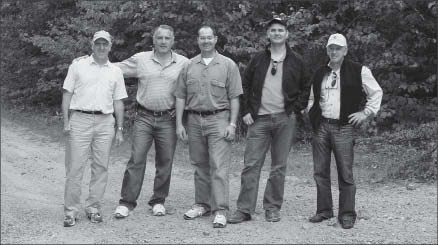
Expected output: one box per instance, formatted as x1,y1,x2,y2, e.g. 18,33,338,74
92,30,112,43
326,33,347,47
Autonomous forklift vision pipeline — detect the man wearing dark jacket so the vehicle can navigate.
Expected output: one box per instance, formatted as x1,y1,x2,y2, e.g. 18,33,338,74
307,33,382,229
228,18,310,224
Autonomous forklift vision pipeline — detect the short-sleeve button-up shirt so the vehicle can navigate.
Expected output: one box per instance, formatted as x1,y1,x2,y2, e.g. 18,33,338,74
63,56,128,114
115,51,189,111
174,52,243,111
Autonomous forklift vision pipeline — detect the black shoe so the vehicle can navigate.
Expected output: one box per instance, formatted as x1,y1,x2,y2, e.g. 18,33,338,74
228,210,251,224
265,210,281,222
63,215,76,227
339,216,355,229
309,213,334,223
87,212,103,223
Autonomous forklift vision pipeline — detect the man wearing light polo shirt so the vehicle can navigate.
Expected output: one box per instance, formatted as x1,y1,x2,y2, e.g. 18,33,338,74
113,25,189,218
62,30,127,227
175,25,243,228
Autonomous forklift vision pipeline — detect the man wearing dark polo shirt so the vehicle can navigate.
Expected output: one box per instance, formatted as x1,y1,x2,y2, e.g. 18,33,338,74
174,25,243,228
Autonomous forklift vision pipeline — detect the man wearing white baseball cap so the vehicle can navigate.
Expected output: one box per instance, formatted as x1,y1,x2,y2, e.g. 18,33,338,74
306,33,382,229
62,30,127,227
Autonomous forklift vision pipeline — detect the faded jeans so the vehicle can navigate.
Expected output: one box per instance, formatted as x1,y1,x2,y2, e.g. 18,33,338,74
64,112,115,217
236,112,296,214
186,110,231,213
119,108,177,209
312,121,357,220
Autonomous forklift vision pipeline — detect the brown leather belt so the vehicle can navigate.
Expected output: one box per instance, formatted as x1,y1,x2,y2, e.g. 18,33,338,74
75,110,103,115
186,109,228,116
321,117,340,124
137,104,174,117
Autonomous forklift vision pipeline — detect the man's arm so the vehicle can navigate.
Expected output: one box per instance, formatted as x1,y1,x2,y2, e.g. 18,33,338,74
296,58,312,113
175,98,187,141
113,99,125,146
62,90,73,134
348,66,383,126
113,53,140,78
224,96,239,141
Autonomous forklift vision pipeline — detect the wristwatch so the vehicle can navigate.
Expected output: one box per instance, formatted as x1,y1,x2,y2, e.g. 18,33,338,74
229,122,237,128
117,126,124,132
363,110,371,117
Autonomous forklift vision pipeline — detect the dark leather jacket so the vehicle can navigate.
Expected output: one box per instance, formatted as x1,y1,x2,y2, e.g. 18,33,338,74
241,44,311,119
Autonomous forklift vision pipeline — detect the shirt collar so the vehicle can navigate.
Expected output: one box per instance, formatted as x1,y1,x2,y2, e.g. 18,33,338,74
194,50,220,65
89,55,110,66
151,50,177,64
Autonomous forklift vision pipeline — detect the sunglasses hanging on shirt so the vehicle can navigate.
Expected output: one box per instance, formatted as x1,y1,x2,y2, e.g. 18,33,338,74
331,71,337,87
271,60,279,75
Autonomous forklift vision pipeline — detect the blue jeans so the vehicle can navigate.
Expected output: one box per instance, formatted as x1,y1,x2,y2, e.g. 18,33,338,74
119,108,177,209
186,110,231,213
236,112,296,214
64,112,115,217
312,122,356,220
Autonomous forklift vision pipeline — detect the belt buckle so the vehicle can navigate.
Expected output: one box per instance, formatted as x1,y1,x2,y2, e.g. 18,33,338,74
153,111,161,117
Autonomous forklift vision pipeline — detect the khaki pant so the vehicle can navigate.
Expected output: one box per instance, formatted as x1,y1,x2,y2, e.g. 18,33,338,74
64,111,115,217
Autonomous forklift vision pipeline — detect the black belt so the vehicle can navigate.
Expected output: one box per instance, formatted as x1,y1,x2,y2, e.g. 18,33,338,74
186,109,228,116
321,117,340,124
137,104,174,117
75,110,103,115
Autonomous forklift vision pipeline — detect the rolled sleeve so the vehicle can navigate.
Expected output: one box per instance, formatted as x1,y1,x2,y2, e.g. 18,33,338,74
361,66,383,115
113,69,128,100
174,62,189,99
226,61,243,99
62,62,77,93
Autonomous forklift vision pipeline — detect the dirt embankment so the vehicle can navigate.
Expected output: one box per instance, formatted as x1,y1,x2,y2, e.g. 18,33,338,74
1,117,437,244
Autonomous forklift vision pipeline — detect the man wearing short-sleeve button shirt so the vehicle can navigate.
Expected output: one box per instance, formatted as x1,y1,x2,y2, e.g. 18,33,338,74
174,25,243,228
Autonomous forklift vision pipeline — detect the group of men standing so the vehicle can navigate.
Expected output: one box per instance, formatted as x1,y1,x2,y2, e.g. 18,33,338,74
62,17,382,230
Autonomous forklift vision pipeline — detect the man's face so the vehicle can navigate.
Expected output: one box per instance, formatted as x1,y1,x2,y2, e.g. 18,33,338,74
198,27,217,53
326,44,348,63
153,28,174,54
92,38,111,59
267,23,288,44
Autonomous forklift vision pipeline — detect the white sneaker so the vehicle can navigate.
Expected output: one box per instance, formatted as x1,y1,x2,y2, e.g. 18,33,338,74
183,204,209,220
152,203,166,216
213,213,227,228
114,205,130,219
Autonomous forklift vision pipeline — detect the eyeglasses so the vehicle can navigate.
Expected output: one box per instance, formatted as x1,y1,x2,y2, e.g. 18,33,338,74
271,60,279,75
331,71,337,87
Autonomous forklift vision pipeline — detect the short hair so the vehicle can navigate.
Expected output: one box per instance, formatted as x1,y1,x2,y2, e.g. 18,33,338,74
198,25,216,37
153,25,174,37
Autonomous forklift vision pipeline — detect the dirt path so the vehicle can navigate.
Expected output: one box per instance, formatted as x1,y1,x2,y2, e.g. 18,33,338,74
1,117,437,244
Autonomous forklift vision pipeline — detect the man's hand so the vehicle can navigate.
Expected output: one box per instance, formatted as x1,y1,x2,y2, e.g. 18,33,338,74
114,130,124,146
63,121,71,135
243,113,254,126
224,125,236,141
348,111,369,127
176,124,187,142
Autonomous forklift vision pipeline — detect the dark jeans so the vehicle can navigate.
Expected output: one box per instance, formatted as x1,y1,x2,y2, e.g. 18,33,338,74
312,122,356,220
236,112,296,214
119,109,177,210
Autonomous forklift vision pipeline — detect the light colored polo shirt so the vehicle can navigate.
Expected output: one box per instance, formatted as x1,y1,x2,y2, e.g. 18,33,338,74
115,51,189,111
63,56,128,114
174,52,243,111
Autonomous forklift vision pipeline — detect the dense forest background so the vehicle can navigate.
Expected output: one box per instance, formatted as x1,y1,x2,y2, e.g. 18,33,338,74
0,0,436,134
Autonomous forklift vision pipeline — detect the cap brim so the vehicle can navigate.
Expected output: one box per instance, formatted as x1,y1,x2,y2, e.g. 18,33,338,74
267,19,286,27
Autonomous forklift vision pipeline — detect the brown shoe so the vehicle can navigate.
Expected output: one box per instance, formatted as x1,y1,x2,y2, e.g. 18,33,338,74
309,213,334,223
228,210,251,224
265,210,281,222
339,216,355,229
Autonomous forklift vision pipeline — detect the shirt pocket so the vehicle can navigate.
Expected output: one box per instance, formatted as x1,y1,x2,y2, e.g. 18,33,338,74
187,79,200,95
210,79,226,99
